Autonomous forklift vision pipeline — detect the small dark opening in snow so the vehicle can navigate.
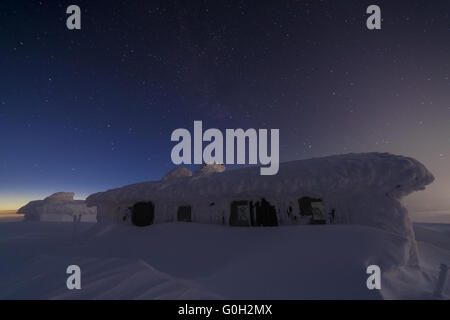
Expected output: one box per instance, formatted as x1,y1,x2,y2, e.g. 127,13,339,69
177,206,192,222
131,202,154,227
254,198,278,227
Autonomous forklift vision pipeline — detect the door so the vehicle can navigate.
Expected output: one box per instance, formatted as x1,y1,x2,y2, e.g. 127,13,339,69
177,206,192,222
131,202,155,226
255,198,278,227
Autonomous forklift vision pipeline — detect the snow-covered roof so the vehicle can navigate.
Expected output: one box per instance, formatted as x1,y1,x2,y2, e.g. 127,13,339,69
86,152,434,205
44,192,75,201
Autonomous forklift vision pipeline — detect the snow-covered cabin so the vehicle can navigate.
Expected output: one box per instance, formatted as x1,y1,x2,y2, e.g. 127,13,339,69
17,192,97,222
86,153,434,239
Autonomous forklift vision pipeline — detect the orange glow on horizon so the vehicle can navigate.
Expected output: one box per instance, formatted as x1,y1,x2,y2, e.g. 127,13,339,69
0,191,87,211
0,195,40,211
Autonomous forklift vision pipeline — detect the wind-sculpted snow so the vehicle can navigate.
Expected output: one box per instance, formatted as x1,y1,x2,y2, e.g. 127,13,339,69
161,167,192,181
86,153,434,265
194,163,226,176
17,192,97,222
45,192,77,201
0,222,446,299
88,153,433,203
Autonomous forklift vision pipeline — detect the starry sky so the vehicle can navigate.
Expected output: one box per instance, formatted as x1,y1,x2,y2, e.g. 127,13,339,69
0,1,449,217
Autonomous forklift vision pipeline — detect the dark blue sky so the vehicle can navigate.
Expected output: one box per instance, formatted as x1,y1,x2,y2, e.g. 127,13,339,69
1,0,449,210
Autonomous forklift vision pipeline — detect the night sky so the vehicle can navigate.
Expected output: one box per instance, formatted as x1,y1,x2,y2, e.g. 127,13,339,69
0,1,449,216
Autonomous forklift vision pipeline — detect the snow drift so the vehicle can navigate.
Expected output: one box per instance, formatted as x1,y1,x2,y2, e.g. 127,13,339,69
1,222,446,299
17,192,97,222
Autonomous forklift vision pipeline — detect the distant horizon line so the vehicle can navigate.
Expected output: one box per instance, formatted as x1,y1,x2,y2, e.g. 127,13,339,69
0,210,21,214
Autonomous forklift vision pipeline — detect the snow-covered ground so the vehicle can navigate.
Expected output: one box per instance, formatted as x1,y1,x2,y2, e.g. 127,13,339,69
0,220,448,299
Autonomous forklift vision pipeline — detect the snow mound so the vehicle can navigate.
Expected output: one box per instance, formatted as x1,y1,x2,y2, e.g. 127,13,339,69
194,163,226,176
162,167,192,181
17,192,97,222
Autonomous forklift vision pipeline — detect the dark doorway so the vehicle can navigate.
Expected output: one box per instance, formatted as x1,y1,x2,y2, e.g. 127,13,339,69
131,202,154,226
177,206,192,222
230,201,252,226
230,199,278,227
255,198,278,227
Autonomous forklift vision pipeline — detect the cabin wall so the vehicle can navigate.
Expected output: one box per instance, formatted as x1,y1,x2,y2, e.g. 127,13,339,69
93,191,418,262
96,196,313,226
92,190,413,242
96,203,123,223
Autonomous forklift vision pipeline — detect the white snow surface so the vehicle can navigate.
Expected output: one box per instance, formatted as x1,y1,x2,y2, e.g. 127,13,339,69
0,221,447,300
194,163,226,176
88,153,434,205
45,192,77,201
162,167,192,181
17,192,97,222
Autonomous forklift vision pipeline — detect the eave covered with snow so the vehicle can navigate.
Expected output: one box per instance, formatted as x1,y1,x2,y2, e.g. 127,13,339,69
87,152,433,205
